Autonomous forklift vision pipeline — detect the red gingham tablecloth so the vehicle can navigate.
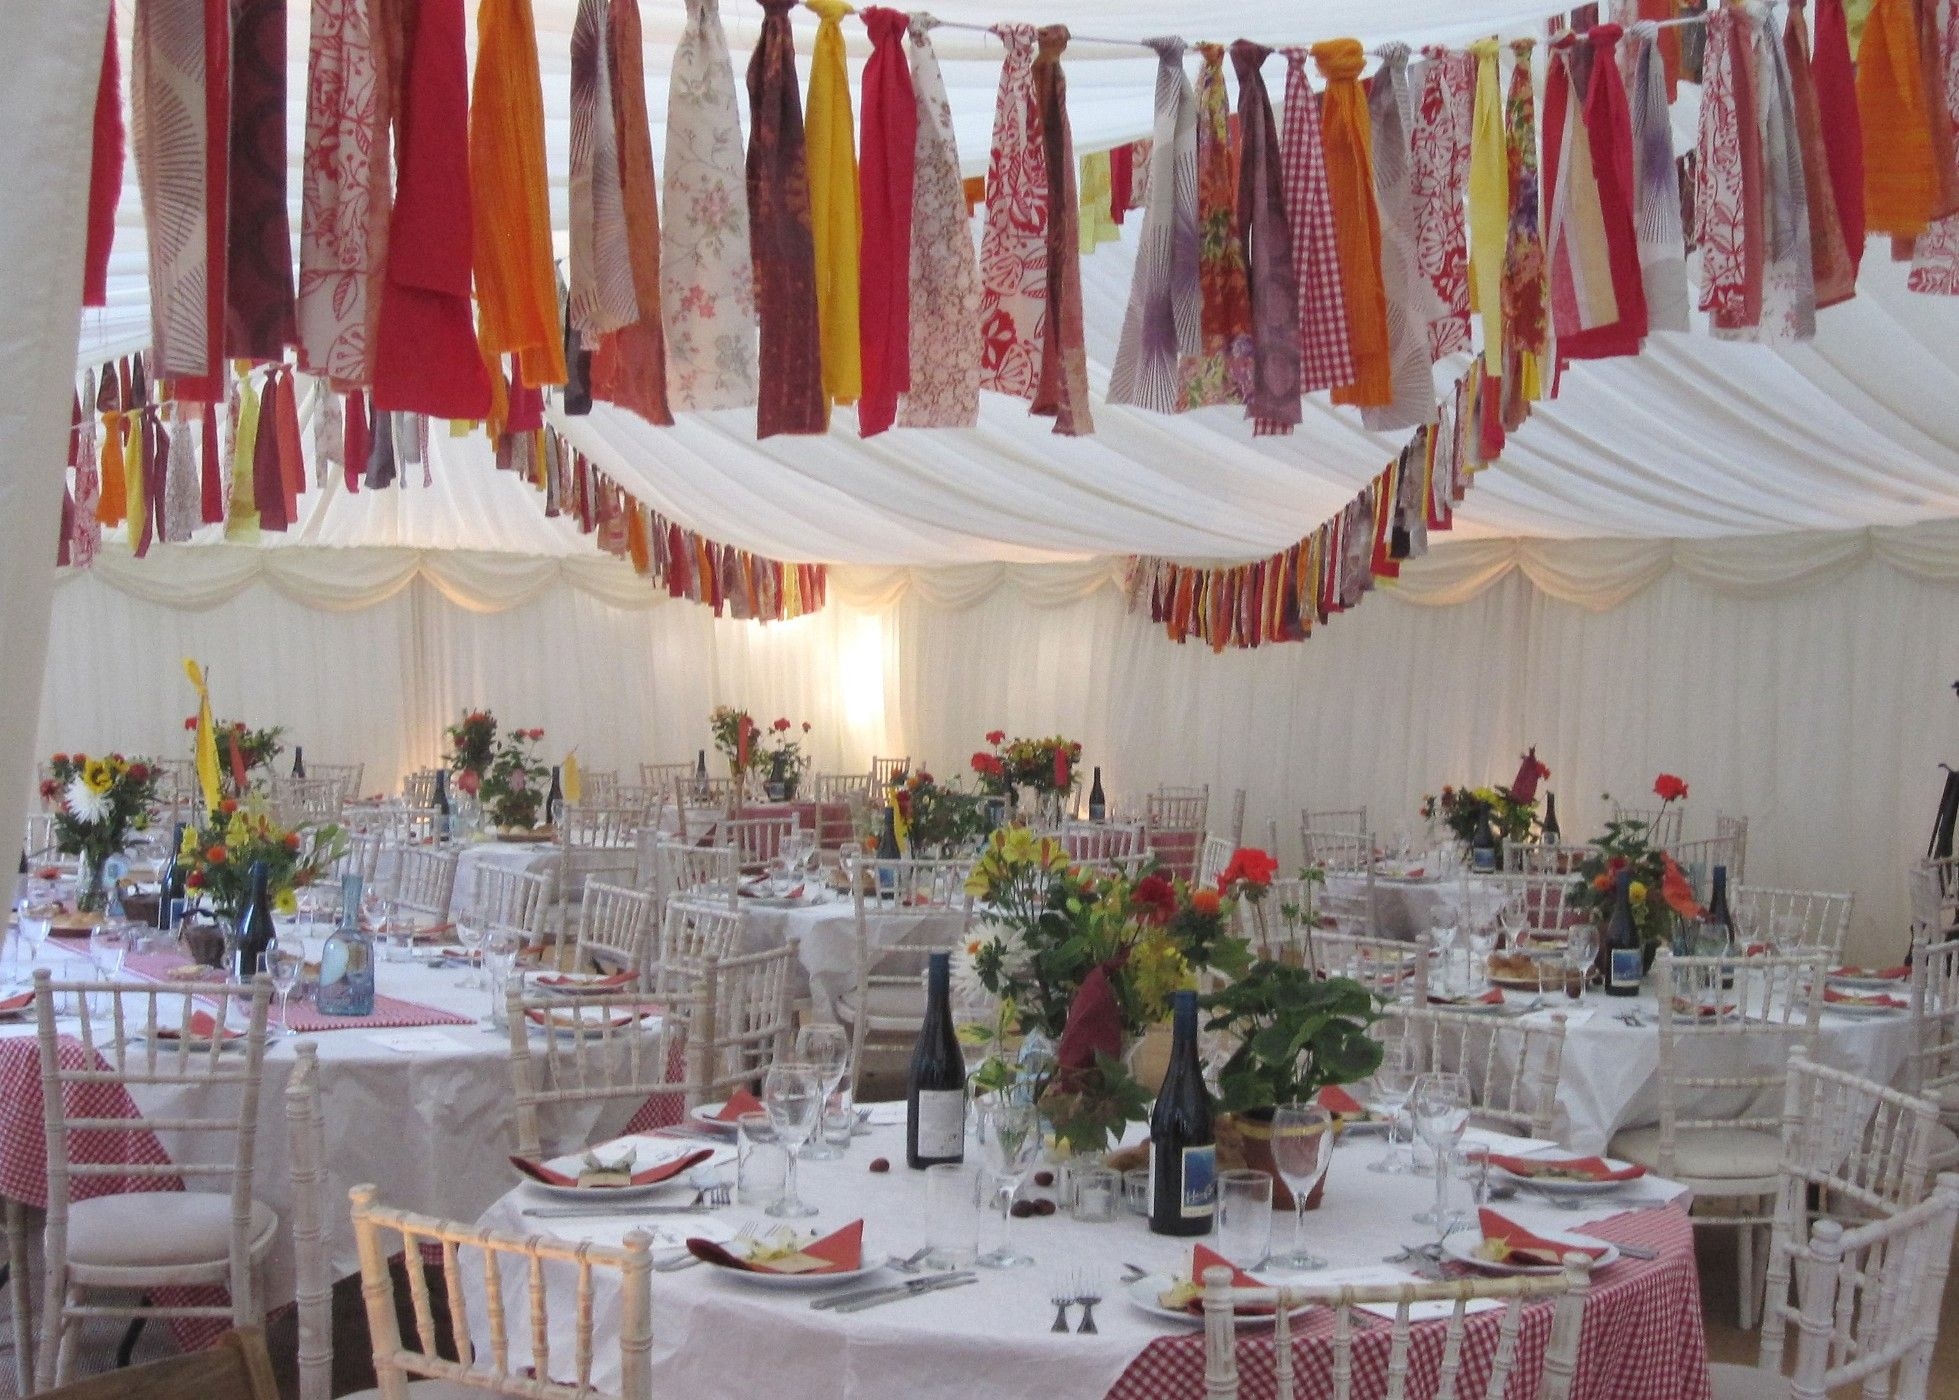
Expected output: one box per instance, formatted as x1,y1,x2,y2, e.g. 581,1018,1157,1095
118,951,474,1033
1106,1204,1710,1400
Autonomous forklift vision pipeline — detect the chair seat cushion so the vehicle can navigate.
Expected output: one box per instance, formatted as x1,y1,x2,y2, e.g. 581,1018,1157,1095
1609,1125,1781,1182
1708,1362,1790,1400
67,1192,278,1270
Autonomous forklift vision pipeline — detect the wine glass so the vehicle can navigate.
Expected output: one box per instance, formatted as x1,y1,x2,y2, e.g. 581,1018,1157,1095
1267,1103,1334,1270
13,879,54,983
86,924,130,1022
761,1061,824,1218
454,917,485,989
1366,1037,1416,1175
483,929,522,1028
1426,923,1459,998
1410,1072,1472,1229
1562,925,1599,1001
974,1094,1042,1269
794,1024,850,1160
261,937,304,1036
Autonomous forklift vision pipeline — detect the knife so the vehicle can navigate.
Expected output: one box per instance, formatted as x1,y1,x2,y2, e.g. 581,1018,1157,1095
831,1273,979,1315
521,1204,713,1219
809,1271,975,1312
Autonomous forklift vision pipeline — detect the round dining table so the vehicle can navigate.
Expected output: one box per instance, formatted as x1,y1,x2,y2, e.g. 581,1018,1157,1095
468,1118,1708,1400
734,889,966,1018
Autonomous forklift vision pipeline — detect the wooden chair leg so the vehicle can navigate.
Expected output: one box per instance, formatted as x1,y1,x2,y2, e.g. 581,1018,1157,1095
33,1273,64,1393
6,1198,33,1398
55,1291,81,1386
1737,1219,1757,1331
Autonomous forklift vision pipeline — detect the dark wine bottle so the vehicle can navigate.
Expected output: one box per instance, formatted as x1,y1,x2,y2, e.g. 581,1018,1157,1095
694,748,710,800
230,860,277,984
1149,990,1217,1236
544,765,564,827
157,822,187,931
433,768,452,842
1705,864,1737,949
1087,767,1107,822
906,951,966,1168
1541,793,1561,846
1469,814,1498,873
1603,869,1642,997
876,802,901,890
291,745,306,779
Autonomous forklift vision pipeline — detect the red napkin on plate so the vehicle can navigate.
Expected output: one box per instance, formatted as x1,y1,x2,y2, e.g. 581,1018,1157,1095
1831,965,1910,981
1431,987,1504,1006
1824,987,1907,1009
1316,1084,1366,1116
156,1011,240,1042
508,1146,713,1189
535,971,637,991
686,1219,863,1274
1486,1154,1646,1182
1669,997,1737,1018
1477,1208,1609,1267
0,991,33,1014
713,1087,766,1122
524,1006,648,1030
1184,1243,1270,1314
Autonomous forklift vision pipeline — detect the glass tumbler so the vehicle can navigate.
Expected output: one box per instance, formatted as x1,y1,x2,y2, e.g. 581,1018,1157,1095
923,1162,981,1269
1216,1169,1274,1267
736,1111,788,1210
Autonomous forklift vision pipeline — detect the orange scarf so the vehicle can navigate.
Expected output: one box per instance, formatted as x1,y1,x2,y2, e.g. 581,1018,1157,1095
1857,0,1940,236
1312,40,1392,407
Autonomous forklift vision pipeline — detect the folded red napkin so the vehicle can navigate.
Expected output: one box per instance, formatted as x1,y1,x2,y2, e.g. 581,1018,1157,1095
1477,1209,1609,1267
0,991,33,1014
1669,997,1736,1018
713,1087,766,1122
1824,987,1907,1009
1430,986,1504,1006
1486,1154,1646,1182
1831,965,1910,981
535,971,636,991
508,1146,713,1189
686,1219,863,1274
524,1006,650,1031
1184,1243,1270,1314
155,1011,240,1042
1316,1084,1366,1116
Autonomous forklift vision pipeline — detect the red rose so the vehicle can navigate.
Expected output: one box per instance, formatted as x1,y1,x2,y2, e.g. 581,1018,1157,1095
1132,874,1178,923
773,718,791,732
1189,889,1223,917
1653,773,1689,803
970,752,995,774
51,752,69,764
456,769,481,797
985,730,1006,746
38,779,58,801
185,871,204,889
206,846,228,863
1218,848,1278,891
220,798,239,815
127,763,148,782
1607,855,1628,872
184,716,198,731
71,753,85,766
284,833,301,851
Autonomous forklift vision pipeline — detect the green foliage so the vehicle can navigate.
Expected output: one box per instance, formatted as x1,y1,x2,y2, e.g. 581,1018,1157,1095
1201,962,1383,1115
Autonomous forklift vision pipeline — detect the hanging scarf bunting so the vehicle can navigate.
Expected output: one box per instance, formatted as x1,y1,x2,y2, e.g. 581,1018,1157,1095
83,8,123,309
1230,40,1301,434
1626,23,1690,332
1500,39,1549,409
203,377,228,519
975,25,1048,401
342,388,368,494
590,0,675,426
1543,34,1615,352
662,0,759,410
225,0,298,360
1858,0,1941,237
1184,42,1253,408
897,15,981,428
314,384,343,489
1279,48,1356,395
806,0,863,411
1558,24,1649,360
857,6,916,437
1030,26,1094,435
746,0,827,436
1466,41,1508,366
568,0,637,348
1750,9,1816,343
227,368,263,540
1079,153,1121,250
96,363,126,528
1695,7,1762,337
133,0,213,380
1362,43,1440,433
371,0,490,418
297,0,391,388
69,377,102,568
469,0,566,389
1412,47,1474,360
1313,39,1393,409
1777,2,1853,306
1911,0,1959,293
1110,37,1201,413
1812,0,1865,285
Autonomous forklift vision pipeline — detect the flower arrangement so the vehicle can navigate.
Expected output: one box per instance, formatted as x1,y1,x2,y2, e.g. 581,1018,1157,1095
1420,784,1537,846
955,828,1265,1152
968,730,1082,798
889,769,990,856
177,798,345,920
760,717,813,796
41,752,163,910
183,718,285,796
445,710,499,795
1568,774,1702,951
481,726,550,830
709,706,763,778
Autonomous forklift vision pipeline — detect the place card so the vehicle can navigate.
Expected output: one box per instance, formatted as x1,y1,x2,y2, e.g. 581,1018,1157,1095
375,1029,476,1055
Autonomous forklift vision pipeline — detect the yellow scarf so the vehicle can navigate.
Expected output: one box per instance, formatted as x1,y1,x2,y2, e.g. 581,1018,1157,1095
226,370,261,542
804,0,862,406
1466,40,1507,365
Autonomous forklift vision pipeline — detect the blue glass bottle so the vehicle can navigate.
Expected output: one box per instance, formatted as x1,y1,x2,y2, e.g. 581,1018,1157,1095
316,873,375,1016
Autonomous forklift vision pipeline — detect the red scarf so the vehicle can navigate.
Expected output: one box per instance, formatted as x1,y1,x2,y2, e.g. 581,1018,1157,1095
856,7,917,437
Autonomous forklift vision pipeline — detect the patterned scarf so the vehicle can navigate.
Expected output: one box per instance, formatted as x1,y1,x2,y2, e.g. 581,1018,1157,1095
857,7,916,437
745,0,826,435
1184,42,1252,408
1110,37,1200,413
1500,39,1548,403
83,11,121,311
1466,40,1507,367
1363,44,1438,433
1412,48,1474,361
1627,23,1689,332
568,0,636,346
1231,41,1300,433
897,15,981,428
806,0,862,409
225,0,298,360
1279,50,1355,394
1698,7,1763,337
1030,26,1093,436
1559,23,1647,360
133,0,211,380
1313,39,1392,409
975,25,1047,401
1911,0,1959,293
1544,35,1620,350
1752,9,1816,343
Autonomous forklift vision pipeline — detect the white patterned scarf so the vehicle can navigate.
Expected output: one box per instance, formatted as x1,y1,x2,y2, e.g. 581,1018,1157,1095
974,24,1048,401
897,15,982,428
1626,23,1690,333
1109,37,1200,414
569,0,638,348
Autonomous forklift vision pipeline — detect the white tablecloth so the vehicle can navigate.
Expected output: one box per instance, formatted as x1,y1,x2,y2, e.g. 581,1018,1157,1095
1326,873,1507,942
468,1119,1694,1400
735,894,966,1018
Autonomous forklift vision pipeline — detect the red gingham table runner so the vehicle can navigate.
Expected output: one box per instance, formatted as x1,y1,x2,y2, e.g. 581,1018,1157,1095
1106,1204,1709,1400
119,950,474,1031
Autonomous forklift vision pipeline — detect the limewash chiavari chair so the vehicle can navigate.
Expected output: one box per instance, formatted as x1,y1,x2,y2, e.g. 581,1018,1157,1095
684,946,797,1100
1906,932,1959,1168
32,972,276,1390
1385,1004,1567,1140
1302,807,1368,840
1910,855,1959,946
1753,1054,1941,1373
572,881,657,980
649,898,747,1000
504,984,699,1161
1196,836,1235,889
640,760,692,790
1488,870,1584,940
1715,812,1750,882
811,771,874,805
1732,885,1853,959
1300,827,1372,874
307,762,364,807
473,863,555,950
574,768,620,803
1145,785,1209,835
385,843,459,929
402,769,440,809
1509,842,1598,877
840,855,974,1087
651,839,739,913
869,756,910,790
1709,1174,1959,1400
1200,1255,1594,1400
1664,834,1744,890
1058,819,1144,867
1612,800,1685,848
1608,950,1825,1329
285,1043,330,1400
351,1185,655,1400
717,813,800,870
22,812,58,864
1308,927,1428,1004
332,827,387,888
666,774,740,842
1226,788,1247,848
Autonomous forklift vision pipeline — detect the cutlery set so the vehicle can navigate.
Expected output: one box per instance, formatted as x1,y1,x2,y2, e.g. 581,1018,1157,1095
807,1271,977,1314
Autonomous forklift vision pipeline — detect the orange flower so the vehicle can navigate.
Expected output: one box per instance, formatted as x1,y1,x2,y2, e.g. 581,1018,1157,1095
283,833,301,851
1190,889,1222,916
1592,873,1613,893
1660,854,1703,919
206,845,228,864
219,798,239,815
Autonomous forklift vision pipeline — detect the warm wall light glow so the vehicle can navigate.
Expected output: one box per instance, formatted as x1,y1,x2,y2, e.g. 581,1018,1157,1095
839,613,888,748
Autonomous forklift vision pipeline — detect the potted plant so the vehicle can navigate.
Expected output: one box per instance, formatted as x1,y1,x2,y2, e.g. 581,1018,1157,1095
709,706,764,786
1201,963,1383,1209
891,769,990,856
969,731,1082,825
481,727,550,833
758,718,812,800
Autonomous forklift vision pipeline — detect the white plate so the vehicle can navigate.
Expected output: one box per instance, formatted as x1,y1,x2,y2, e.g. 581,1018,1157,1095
1443,1230,1620,1275
541,1217,735,1255
531,973,638,996
525,1010,662,1039
1828,972,1910,992
1823,999,1907,1018
1122,1273,1307,1328
523,1171,702,1204
1493,1157,1645,1198
688,1104,746,1135
705,1240,888,1289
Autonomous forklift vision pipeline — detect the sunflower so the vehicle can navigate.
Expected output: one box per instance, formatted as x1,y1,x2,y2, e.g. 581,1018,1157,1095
80,758,113,795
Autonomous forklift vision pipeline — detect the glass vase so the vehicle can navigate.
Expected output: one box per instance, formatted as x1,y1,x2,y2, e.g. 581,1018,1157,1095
73,852,109,914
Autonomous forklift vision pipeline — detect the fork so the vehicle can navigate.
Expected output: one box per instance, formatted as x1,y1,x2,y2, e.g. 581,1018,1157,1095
1049,1281,1073,1333
656,1217,752,1273
1074,1272,1102,1335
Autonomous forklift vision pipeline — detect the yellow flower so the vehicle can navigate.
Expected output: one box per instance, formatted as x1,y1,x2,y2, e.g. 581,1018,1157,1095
1628,881,1648,905
179,826,198,857
81,759,112,795
273,888,298,917
225,813,249,846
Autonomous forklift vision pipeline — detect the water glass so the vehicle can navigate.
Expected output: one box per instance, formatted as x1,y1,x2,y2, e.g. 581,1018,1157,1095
923,1162,981,1269
484,933,522,1029
762,1061,824,1218
1216,1169,1273,1267
1069,1165,1120,1223
1411,1072,1472,1230
736,1111,788,1209
794,1025,850,1161
1367,1037,1415,1175
1124,1169,1150,1216
819,1077,856,1151
1562,926,1598,1000
261,937,305,1036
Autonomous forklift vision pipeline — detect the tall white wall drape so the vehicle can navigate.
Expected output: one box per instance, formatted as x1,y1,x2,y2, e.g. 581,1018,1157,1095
37,544,1959,963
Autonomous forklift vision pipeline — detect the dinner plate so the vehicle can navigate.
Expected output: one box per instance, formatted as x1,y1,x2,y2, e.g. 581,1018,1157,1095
526,1008,662,1038
1828,971,1909,992
688,1104,747,1135
531,972,638,996
1442,1230,1620,1276
1122,1274,1306,1328
1822,998,1907,1018
1493,1157,1645,1198
705,1242,889,1289
521,1153,720,1202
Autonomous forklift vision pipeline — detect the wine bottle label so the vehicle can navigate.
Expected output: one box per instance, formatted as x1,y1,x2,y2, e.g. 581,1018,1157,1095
912,1089,965,1160
1180,1145,1217,1219
1608,948,1643,988
1470,848,1497,873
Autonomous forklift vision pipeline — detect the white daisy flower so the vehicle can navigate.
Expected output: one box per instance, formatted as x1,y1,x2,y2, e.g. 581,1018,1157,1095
950,918,1029,1004
64,778,110,826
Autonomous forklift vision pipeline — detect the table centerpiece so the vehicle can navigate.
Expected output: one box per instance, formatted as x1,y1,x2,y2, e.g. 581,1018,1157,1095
969,731,1083,827
890,768,991,856
1569,773,1702,975
758,717,812,800
175,798,345,965
39,752,164,912
182,718,285,799
1419,748,1552,866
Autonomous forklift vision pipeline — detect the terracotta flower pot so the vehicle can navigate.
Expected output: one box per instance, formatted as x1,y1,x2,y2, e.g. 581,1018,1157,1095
1231,1109,1329,1212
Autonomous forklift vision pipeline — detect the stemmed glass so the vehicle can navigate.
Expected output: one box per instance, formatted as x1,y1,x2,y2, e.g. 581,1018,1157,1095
1267,1103,1334,1270
1562,925,1599,1001
260,937,304,1036
761,1061,824,1218
1366,1037,1416,1175
1426,923,1459,998
86,924,130,1021
1410,1072,1472,1228
483,929,522,1027
794,1024,850,1160
13,879,54,984
454,918,485,988
974,1093,1042,1269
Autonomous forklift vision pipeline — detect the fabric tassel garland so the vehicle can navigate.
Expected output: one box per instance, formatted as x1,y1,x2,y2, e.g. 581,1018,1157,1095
897,16,981,428
746,0,827,436
1230,40,1301,434
975,25,1048,401
857,6,917,437
1280,48,1356,395
225,0,298,359
83,8,123,309
1783,1,1856,306
1696,8,1762,337
1626,23,1690,332
1466,41,1508,365
1361,43,1439,433
1412,47,1474,360
1184,43,1253,407
568,0,637,347
203,384,227,519
1751,9,1817,344
1500,40,1548,405
1313,40,1393,409
1557,24,1649,360
1858,0,1940,237
1029,26,1093,435
1910,0,1959,293
1812,0,1865,285
805,0,863,411
132,0,212,380
1110,37,1201,412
